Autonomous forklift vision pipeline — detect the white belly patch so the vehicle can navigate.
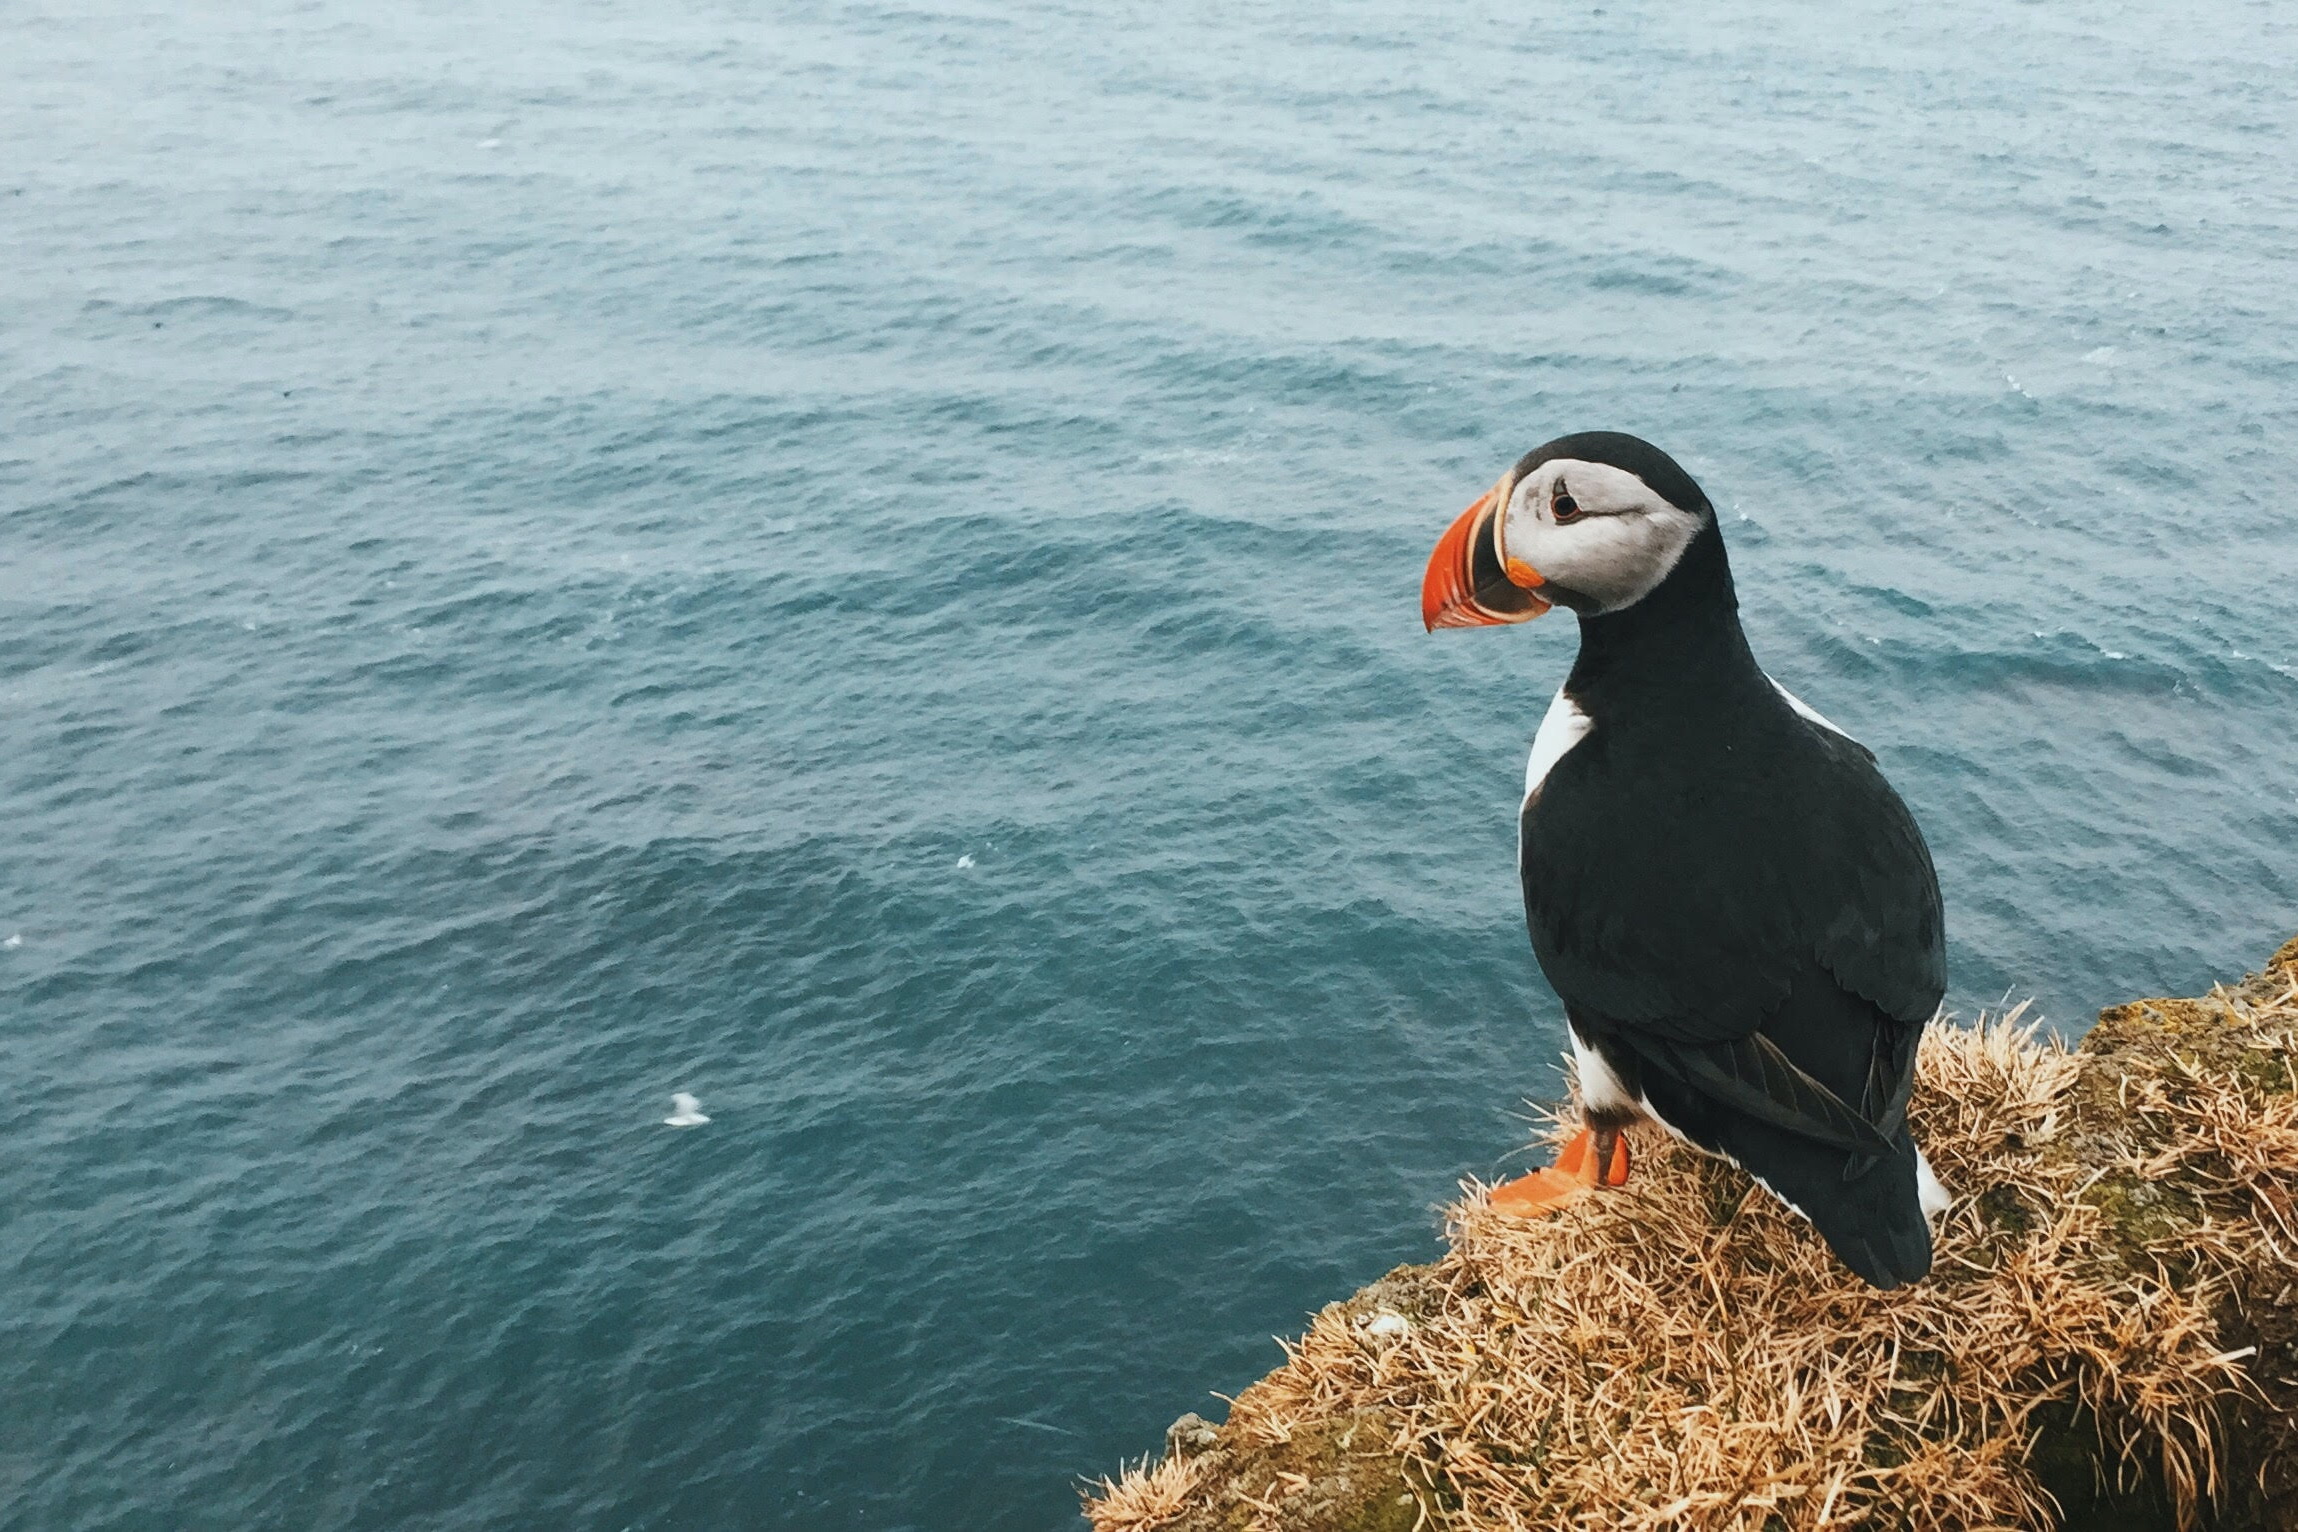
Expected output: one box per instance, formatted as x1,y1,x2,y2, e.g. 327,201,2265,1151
1916,1149,1951,1220
1566,1029,1697,1149
1570,1032,1637,1115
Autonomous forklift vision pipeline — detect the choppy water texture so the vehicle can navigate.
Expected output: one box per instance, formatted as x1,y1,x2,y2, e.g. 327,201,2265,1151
5,1,2297,1527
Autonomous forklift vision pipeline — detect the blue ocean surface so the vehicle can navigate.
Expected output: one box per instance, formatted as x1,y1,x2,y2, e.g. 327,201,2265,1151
4,1,2295,1527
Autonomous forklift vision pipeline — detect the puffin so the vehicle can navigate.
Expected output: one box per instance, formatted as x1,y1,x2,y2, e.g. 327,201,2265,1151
1421,431,1949,1289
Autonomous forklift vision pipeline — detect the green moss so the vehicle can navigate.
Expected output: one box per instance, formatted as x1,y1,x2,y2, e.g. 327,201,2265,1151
2081,1169,2191,1254
2230,1045,2293,1096
1174,1410,1423,1532
1973,1180,2035,1241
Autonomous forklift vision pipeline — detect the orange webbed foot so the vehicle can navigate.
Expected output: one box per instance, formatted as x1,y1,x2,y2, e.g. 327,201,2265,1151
1487,1164,1590,1216
1489,1127,1630,1218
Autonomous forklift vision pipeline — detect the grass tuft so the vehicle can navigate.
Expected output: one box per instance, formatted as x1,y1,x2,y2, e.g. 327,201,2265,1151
1087,943,2298,1531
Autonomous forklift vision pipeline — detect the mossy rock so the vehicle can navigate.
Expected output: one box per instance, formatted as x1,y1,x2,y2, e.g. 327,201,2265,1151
1123,1268,1441,1532
1090,936,2298,1531
2060,936,2298,1530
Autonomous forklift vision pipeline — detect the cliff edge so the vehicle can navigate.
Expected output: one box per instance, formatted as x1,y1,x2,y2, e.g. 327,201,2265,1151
1087,936,2298,1532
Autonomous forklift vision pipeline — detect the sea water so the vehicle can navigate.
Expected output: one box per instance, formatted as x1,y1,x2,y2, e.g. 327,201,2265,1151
4,1,2295,1527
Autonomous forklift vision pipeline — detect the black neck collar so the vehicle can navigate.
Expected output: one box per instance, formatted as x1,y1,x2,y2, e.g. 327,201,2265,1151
1564,516,1760,699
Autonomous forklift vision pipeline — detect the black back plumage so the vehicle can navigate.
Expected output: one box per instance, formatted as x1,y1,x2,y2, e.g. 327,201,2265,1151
1516,467,1946,1288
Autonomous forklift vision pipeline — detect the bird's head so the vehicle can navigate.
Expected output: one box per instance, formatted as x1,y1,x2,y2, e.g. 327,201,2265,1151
1421,431,1714,630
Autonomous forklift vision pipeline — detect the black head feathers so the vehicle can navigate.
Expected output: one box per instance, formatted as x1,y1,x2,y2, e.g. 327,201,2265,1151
1512,432,1712,520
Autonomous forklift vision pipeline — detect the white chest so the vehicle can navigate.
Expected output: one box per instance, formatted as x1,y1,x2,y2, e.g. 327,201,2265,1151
1522,687,1595,808
1768,674,1855,742
1518,675,1854,817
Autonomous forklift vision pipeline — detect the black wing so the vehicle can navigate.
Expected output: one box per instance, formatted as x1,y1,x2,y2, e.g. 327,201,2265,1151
1521,705,1944,1046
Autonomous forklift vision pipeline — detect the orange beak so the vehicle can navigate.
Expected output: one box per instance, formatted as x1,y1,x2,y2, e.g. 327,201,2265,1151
1421,480,1552,631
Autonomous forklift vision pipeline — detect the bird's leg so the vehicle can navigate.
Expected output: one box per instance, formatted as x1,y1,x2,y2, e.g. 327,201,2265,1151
1582,1108,1635,1187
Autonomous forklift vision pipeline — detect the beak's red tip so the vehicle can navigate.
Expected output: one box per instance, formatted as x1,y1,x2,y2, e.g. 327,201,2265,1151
1422,492,1501,631
1423,488,1549,629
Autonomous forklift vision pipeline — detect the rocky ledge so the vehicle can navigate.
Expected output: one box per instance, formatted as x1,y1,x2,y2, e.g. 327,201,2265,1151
1087,936,2298,1532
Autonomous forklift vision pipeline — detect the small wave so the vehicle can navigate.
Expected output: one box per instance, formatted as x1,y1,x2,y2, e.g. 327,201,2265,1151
86,295,298,323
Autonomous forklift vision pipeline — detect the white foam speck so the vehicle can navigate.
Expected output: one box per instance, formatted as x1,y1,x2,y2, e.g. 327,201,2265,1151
995,1415,1079,1438
664,1092,709,1127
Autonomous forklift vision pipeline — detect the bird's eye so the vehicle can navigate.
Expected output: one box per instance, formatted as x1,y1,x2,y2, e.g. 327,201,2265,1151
1552,491,1583,524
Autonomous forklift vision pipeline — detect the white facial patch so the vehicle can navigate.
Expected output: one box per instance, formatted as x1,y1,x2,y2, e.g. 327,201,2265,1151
1497,459,1706,614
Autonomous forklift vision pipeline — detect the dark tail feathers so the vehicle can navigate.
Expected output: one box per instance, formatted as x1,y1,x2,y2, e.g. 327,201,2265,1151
1721,1116,1932,1289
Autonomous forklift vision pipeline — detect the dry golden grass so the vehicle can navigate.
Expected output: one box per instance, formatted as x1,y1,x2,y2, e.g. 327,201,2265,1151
1089,1451,1207,1532
1087,948,2298,1532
